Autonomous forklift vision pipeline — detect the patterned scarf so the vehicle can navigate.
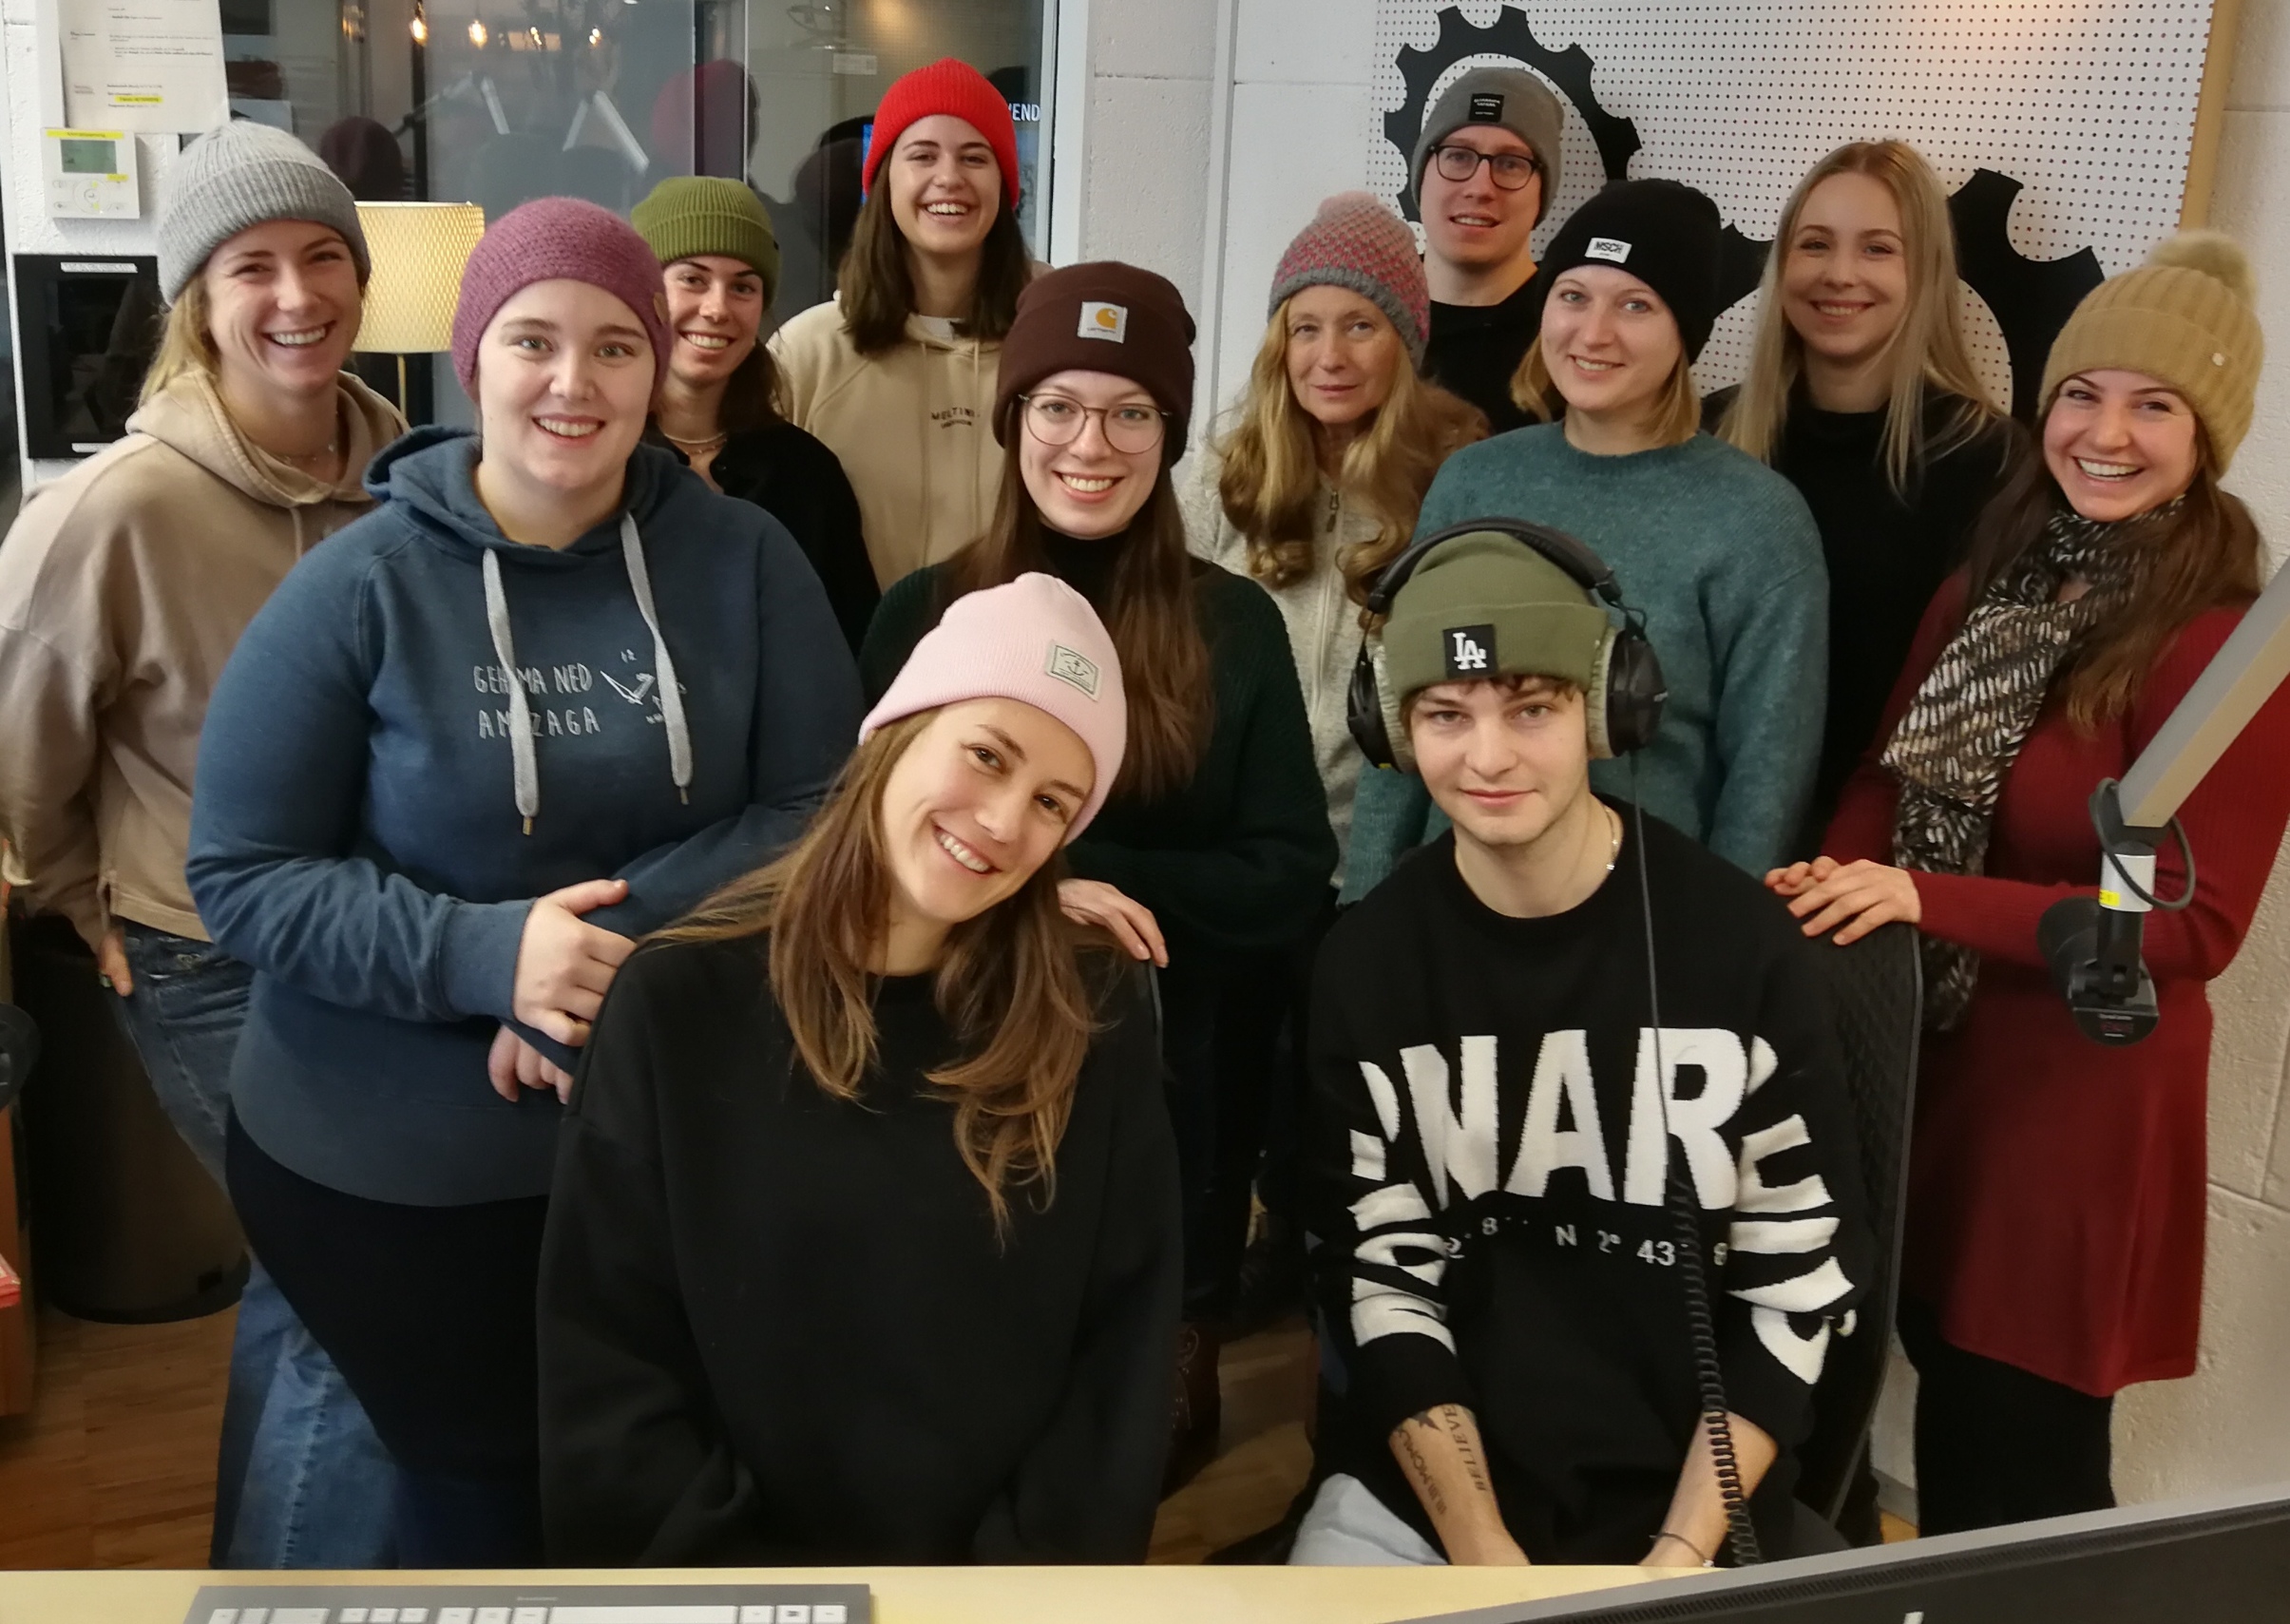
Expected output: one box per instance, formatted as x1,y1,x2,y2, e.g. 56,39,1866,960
1881,505,2152,1028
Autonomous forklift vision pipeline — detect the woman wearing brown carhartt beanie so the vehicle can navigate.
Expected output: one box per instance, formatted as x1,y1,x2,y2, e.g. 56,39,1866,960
862,261,1335,1491
1790,229,2290,1536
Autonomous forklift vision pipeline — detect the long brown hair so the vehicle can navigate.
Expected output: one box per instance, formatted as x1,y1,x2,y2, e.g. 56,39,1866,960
1215,297,1486,606
1720,140,2002,490
945,439,1212,798
838,183,1033,357
658,710,1101,1232
1958,433,2260,733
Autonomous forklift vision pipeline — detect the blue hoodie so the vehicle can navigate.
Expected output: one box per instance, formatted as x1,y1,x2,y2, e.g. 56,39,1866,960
189,430,862,1205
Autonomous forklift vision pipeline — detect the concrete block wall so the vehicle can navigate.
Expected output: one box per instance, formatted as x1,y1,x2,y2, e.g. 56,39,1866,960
1066,0,2290,1507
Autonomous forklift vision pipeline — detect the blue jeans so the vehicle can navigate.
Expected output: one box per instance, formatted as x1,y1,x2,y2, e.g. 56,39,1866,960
109,926,397,1568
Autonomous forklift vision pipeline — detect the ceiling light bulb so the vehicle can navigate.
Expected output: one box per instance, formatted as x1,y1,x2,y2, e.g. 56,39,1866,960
410,12,428,40
468,18,487,43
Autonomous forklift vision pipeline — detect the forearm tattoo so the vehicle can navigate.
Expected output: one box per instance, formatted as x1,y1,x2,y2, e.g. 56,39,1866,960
1395,1410,1450,1517
1439,1405,1494,1498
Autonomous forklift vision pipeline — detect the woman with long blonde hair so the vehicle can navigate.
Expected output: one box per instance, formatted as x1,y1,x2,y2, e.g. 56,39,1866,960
540,575,1180,1562
1185,192,1485,882
1715,140,2021,838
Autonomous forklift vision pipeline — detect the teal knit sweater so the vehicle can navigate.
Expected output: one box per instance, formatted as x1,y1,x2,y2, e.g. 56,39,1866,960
1345,427,1825,899
861,543,1337,964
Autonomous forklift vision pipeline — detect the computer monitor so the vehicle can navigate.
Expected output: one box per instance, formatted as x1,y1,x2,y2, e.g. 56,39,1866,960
1406,1482,2290,1624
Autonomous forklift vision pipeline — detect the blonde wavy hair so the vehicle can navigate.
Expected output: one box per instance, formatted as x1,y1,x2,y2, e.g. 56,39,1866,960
139,280,220,405
1512,334,1702,448
1214,296,1486,610
1718,140,2001,490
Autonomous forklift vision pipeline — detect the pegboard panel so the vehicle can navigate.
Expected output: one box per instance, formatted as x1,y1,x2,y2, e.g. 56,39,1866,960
1369,0,2220,398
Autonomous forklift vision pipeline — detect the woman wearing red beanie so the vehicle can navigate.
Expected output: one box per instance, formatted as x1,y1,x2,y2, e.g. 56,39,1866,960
772,59,1034,594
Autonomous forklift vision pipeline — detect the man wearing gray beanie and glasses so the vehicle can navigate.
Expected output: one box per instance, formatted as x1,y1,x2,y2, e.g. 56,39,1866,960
1409,67,1564,433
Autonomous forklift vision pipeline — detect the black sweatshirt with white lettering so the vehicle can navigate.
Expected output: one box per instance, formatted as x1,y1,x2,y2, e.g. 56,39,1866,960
1308,805,1871,1562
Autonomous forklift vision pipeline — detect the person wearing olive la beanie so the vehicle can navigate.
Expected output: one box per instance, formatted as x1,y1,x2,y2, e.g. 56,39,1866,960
863,259,1333,1488
635,176,879,653
1813,229,2290,1538
772,59,1032,593
189,193,860,1567
1347,176,1822,900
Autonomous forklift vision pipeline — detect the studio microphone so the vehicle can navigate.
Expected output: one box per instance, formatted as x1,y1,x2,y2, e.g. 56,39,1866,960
2039,783,2162,1046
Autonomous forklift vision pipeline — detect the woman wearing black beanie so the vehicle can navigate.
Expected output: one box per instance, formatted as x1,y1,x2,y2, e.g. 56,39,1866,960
1346,178,1827,896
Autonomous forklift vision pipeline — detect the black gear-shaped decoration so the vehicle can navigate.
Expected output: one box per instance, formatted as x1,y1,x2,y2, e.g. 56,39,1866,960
1385,5,1640,221
1710,169,2103,422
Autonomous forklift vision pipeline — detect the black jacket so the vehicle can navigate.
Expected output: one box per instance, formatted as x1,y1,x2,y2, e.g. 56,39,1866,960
539,935,1181,1564
652,420,880,653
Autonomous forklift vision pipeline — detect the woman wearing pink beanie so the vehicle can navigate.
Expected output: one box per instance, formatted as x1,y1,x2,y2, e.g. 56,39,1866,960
540,574,1181,1563
771,58,1035,590
189,196,860,1564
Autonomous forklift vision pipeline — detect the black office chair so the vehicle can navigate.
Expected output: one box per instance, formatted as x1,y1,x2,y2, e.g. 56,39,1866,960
1795,920,1922,1537
0,1001,35,1119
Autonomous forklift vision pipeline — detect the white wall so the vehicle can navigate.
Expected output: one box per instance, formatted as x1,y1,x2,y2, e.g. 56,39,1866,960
1065,0,2290,1514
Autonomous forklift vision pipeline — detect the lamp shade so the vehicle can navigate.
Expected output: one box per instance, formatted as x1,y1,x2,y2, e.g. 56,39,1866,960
354,201,486,353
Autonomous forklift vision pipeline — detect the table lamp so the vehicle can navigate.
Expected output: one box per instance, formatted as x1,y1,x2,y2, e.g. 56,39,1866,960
353,201,487,415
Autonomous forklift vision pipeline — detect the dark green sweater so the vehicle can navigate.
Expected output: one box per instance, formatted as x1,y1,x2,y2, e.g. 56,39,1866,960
860,537,1337,965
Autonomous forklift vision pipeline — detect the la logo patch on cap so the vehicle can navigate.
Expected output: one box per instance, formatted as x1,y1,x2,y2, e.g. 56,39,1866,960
1046,642,1101,697
1468,91,1505,121
1586,237,1632,263
1078,301,1129,342
1444,624,1495,678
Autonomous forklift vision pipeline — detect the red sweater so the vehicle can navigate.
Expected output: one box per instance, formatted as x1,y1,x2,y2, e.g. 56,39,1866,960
1826,575,2290,1396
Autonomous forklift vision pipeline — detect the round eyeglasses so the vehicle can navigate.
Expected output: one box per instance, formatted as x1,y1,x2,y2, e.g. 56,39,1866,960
1429,144,1538,191
1021,392,1168,454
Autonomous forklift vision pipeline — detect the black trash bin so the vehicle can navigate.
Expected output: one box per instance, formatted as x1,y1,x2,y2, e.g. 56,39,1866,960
9,913,247,1323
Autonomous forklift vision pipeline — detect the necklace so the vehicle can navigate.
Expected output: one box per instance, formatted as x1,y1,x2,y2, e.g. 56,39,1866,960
662,428,729,452
1603,804,1623,873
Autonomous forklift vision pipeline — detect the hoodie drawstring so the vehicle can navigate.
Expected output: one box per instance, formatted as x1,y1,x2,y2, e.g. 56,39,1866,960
481,549,541,834
480,513,694,836
620,513,693,805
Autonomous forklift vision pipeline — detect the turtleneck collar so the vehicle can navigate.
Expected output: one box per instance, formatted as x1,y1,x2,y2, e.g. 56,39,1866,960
1038,524,1133,609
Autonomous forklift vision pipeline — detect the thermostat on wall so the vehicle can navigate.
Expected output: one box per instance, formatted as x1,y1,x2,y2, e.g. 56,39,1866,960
43,129,141,219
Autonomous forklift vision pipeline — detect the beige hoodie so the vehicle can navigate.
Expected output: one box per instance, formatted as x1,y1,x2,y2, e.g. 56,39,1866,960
770,298,1002,590
0,370,404,948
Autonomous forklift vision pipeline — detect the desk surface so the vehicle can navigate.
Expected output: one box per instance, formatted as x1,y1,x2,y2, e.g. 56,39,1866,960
0,1565,1662,1624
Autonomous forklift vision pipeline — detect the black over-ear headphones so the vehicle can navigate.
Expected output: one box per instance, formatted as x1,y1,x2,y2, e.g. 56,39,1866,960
1345,517,1668,772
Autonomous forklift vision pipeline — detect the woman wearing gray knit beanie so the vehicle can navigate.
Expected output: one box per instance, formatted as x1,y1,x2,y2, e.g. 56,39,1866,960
0,117,403,1569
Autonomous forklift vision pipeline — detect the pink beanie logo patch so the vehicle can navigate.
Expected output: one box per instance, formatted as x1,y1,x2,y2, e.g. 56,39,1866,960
1045,643,1102,697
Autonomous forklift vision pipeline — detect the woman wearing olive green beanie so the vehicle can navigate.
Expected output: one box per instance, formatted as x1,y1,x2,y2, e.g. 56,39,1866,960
1778,230,2290,1534
634,175,878,649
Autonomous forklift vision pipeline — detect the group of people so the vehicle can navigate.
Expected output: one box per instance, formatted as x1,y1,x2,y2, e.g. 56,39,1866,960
0,52,2285,1576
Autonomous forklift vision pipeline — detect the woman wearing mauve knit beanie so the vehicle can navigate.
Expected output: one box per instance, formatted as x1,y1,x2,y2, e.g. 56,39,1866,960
1787,229,2290,1538
186,197,860,1565
771,58,1037,593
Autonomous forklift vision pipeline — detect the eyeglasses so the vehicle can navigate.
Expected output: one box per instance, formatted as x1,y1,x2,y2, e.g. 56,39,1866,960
1020,393,1167,454
1429,144,1538,191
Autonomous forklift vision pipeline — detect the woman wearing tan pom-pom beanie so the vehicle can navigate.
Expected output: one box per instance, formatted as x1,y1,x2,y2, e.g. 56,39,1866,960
1773,231,2290,1533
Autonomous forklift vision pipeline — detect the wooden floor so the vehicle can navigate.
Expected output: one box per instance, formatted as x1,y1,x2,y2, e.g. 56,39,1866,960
0,1303,1322,1569
0,1303,1910,1569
